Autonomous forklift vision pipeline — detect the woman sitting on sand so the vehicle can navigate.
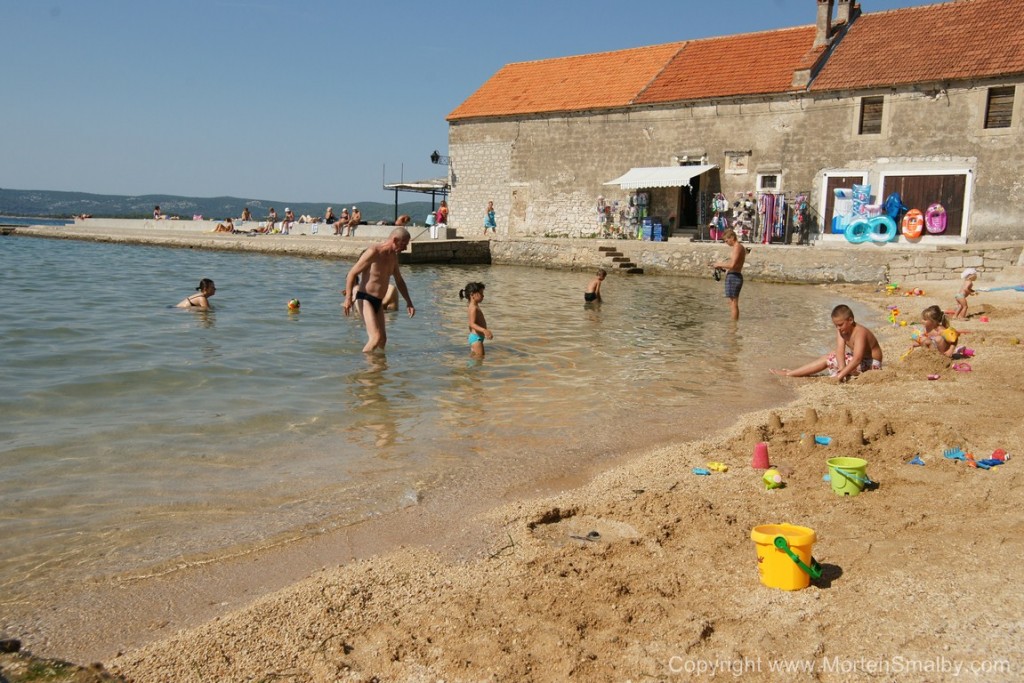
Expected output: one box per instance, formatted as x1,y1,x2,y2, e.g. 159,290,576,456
176,278,216,309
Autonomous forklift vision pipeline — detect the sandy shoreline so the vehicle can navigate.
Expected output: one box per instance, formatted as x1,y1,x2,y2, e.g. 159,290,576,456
4,232,1024,682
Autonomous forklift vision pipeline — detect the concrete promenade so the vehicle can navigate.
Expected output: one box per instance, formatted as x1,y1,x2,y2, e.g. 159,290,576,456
8,219,1023,284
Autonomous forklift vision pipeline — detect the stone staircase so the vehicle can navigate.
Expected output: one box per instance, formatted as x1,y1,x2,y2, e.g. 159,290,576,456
598,245,643,274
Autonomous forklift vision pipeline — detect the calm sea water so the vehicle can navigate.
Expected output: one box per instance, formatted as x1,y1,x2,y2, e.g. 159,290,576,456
0,216,72,227
0,236,868,618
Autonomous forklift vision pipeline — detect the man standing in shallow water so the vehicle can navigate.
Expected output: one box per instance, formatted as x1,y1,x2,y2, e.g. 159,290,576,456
343,228,415,353
713,228,747,321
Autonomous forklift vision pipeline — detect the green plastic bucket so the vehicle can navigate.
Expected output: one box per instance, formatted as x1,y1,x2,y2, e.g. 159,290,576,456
827,457,870,496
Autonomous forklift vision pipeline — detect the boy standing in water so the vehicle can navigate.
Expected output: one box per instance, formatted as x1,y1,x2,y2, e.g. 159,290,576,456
585,269,606,303
770,304,883,382
712,228,746,321
342,228,415,353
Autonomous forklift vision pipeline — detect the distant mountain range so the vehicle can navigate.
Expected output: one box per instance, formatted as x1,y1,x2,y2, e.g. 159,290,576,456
0,188,439,224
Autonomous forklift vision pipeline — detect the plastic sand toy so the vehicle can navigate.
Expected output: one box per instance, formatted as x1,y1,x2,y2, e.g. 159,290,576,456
943,447,966,461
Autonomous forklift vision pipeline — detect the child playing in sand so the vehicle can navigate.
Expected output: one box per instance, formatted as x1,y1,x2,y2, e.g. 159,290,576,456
769,304,883,382
585,269,606,303
911,305,958,357
460,282,493,357
954,267,978,319
176,278,216,309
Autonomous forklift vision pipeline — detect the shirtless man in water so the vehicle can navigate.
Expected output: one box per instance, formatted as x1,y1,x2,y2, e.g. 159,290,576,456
770,304,883,382
342,228,415,353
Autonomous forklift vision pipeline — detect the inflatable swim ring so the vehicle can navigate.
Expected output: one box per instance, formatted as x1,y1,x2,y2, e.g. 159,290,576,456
868,215,898,242
901,209,925,239
925,203,947,234
844,218,872,244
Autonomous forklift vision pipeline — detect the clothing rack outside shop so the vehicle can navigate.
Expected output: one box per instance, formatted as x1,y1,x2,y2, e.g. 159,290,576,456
695,190,812,245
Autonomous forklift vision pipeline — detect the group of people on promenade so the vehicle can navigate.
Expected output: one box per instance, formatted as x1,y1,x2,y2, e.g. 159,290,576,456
187,198,502,240
204,206,366,236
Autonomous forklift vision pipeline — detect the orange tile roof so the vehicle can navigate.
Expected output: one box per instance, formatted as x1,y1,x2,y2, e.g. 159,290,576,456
446,42,685,121
636,26,820,104
812,0,1024,90
449,0,1024,121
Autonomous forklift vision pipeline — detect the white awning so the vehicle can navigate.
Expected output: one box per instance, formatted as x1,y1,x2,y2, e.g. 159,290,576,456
604,164,718,189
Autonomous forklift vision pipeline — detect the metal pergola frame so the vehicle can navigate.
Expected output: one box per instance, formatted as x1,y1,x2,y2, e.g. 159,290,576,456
382,178,450,223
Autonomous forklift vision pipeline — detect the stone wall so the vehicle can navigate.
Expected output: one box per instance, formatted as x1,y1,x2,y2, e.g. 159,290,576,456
489,238,1023,285
885,244,1022,282
449,81,1024,243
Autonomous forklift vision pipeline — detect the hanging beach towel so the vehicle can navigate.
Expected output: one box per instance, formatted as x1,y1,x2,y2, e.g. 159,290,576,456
925,203,947,234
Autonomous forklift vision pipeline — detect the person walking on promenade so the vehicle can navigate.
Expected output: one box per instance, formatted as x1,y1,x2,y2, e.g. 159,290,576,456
342,228,415,353
483,200,497,236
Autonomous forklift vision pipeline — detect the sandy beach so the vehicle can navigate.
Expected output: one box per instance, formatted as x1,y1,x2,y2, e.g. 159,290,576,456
3,238,1024,681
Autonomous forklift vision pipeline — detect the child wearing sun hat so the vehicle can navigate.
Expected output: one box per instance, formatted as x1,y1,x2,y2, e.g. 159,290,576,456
954,268,978,320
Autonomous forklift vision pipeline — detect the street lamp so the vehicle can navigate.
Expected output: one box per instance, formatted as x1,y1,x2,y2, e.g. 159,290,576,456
430,150,451,166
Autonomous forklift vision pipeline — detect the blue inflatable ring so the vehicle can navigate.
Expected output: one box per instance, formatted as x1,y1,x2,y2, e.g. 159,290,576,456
868,216,898,242
844,218,872,243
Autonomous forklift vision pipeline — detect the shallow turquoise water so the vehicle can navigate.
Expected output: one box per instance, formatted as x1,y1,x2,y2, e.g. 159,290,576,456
0,236,872,614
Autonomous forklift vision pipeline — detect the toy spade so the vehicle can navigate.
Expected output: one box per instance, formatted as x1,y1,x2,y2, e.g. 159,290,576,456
773,536,822,580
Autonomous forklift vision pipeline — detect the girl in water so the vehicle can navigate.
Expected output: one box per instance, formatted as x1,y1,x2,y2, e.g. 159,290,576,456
460,282,493,357
176,278,216,309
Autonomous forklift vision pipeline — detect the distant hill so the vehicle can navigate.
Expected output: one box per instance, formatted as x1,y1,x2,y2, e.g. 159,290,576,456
0,188,439,224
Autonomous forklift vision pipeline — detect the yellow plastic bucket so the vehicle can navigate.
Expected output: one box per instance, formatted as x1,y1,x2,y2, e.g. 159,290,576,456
827,457,870,496
750,523,820,591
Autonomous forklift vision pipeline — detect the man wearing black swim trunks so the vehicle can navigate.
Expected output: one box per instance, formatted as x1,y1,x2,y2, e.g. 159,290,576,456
342,228,415,353
712,228,747,321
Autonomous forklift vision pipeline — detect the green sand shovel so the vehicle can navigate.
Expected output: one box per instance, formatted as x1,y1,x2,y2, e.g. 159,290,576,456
773,536,823,580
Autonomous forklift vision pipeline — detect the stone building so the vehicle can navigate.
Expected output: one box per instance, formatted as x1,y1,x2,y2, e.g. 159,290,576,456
446,0,1024,244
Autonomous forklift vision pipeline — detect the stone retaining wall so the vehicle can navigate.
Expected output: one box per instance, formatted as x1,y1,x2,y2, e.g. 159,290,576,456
490,238,1023,284
14,222,1022,285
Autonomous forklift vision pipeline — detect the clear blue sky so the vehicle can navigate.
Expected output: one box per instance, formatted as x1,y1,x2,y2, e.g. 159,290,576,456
2,0,927,205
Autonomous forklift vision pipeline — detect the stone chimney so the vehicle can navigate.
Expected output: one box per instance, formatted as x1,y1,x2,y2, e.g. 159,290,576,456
836,0,861,25
814,0,835,48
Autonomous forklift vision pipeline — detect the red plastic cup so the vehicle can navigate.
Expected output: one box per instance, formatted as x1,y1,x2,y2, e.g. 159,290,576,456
752,442,770,469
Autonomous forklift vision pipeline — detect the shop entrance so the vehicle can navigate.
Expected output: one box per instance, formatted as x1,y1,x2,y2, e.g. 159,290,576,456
676,173,704,229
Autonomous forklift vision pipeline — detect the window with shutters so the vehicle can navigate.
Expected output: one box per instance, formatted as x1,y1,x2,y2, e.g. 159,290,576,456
858,96,884,135
984,86,1014,129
